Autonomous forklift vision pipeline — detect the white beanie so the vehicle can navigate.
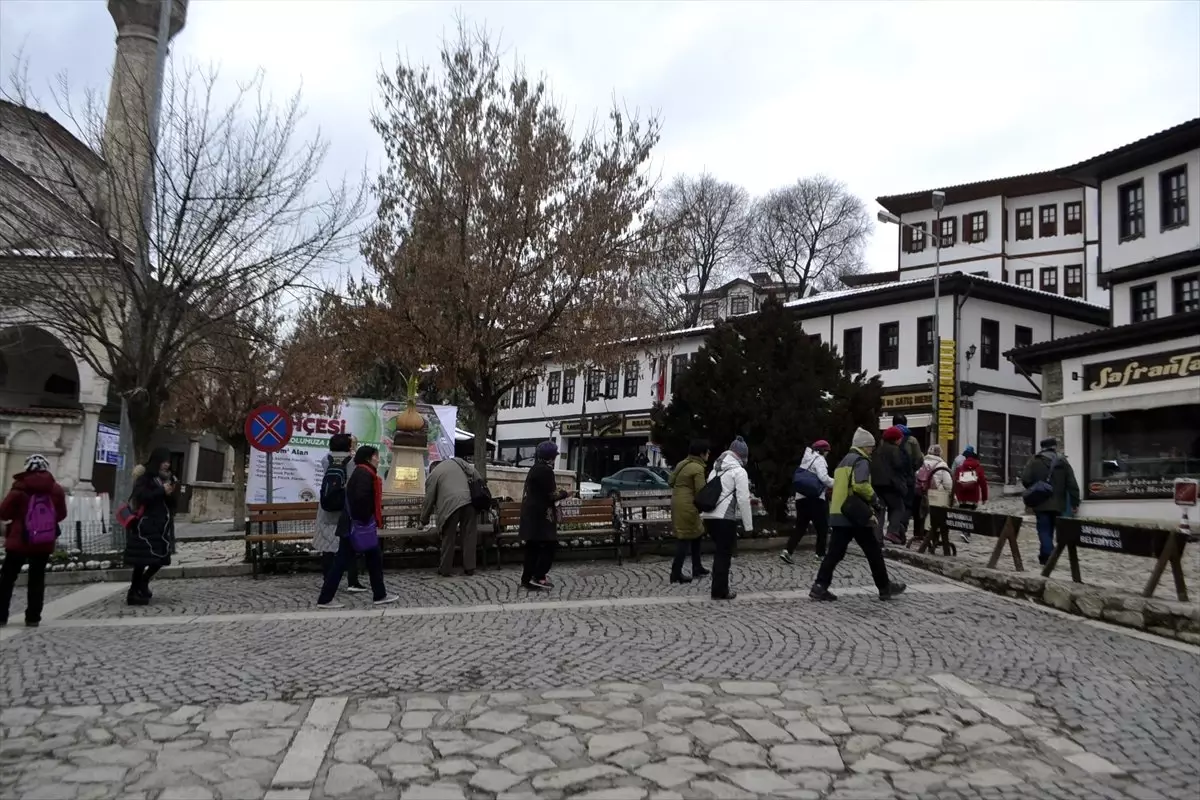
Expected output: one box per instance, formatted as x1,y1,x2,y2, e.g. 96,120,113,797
851,427,875,449
23,454,50,473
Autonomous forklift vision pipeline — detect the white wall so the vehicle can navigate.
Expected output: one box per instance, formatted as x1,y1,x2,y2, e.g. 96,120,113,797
898,196,1004,273
827,296,957,386
1099,148,1200,272
1005,187,1087,258
1110,264,1200,326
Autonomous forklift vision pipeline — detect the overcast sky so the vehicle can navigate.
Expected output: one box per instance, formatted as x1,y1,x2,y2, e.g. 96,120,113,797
2,0,1198,276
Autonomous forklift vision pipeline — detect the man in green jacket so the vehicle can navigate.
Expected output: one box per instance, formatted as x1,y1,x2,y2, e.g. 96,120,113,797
668,439,710,583
1021,437,1081,566
811,427,906,602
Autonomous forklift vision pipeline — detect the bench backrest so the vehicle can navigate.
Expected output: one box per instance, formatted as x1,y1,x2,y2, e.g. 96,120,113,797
497,497,617,529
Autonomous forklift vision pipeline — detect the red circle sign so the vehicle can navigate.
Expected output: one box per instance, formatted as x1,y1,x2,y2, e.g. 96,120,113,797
245,404,293,453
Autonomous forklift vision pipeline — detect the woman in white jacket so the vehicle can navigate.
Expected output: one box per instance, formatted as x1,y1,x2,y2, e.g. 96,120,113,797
700,436,753,601
781,439,834,563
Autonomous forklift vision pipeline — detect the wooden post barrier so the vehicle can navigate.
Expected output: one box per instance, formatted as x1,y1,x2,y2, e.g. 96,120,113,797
918,505,955,556
926,507,1024,570
1046,518,1193,602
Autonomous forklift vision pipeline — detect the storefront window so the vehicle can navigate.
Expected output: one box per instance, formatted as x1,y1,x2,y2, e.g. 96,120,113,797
1007,415,1036,485
976,410,1006,484
1086,405,1200,499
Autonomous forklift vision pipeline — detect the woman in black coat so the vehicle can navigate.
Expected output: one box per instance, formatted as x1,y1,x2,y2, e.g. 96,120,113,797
124,448,177,605
519,441,567,591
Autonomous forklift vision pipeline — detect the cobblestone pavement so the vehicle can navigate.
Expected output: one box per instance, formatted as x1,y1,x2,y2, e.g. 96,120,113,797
925,522,1199,601
1,553,1198,799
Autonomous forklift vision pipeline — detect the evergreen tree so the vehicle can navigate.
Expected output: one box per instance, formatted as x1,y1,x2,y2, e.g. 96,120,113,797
651,297,883,520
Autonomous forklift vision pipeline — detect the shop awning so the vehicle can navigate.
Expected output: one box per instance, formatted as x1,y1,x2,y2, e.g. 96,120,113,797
878,413,932,430
1040,385,1200,419
454,428,497,446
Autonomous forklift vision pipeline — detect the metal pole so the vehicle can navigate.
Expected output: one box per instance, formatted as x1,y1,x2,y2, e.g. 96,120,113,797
576,375,588,486
265,451,274,504
933,209,941,446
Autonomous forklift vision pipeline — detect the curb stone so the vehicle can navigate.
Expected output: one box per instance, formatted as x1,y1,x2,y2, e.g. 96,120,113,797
882,546,1200,644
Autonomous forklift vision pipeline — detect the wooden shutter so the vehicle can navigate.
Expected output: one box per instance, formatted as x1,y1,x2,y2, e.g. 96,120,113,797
981,211,988,242
962,214,970,244
902,224,913,253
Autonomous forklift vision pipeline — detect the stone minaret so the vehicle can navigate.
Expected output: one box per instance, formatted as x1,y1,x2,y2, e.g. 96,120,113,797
101,0,187,248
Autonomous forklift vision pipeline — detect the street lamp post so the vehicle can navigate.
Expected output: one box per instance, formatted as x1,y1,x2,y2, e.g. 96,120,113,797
878,189,946,444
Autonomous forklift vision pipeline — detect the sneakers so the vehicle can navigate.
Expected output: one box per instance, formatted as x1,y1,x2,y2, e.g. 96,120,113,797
960,532,971,543
126,591,149,607
373,594,400,606
779,550,795,566
880,581,907,600
535,577,554,589
711,591,737,601
884,532,905,546
522,581,547,591
692,568,710,578
345,584,368,594
669,574,692,584
809,584,838,601
25,620,39,628
316,601,345,610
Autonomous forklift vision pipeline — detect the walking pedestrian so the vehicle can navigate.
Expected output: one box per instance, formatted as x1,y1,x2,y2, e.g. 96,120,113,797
1021,438,1081,566
313,433,365,593
421,456,482,577
872,426,910,545
952,445,989,523
810,428,906,601
668,439,710,583
781,439,833,563
892,415,923,542
700,436,753,601
317,446,398,608
0,455,67,627
124,448,177,606
519,441,567,590
913,444,954,546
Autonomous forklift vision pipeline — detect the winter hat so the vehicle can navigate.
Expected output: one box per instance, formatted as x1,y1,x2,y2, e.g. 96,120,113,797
729,436,749,461
963,445,976,457
811,439,830,451
535,441,559,461
882,426,904,443
928,444,943,457
897,424,911,437
1040,437,1058,450
23,454,50,473
852,427,875,449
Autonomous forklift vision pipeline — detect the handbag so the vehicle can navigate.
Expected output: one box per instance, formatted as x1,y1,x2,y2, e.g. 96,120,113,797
455,459,493,512
348,517,379,553
1022,455,1058,507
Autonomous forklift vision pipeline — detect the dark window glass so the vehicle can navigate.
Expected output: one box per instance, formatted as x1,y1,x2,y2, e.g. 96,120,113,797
623,361,639,397
1131,284,1156,322
730,295,750,315
842,327,862,373
980,318,999,370
916,316,934,366
1040,267,1058,293
1015,208,1033,240
878,322,899,371
1086,405,1200,499
1039,204,1057,237
670,354,689,393
1173,273,1199,313
1064,265,1083,298
1015,269,1033,289
563,370,577,404
547,371,561,405
1064,201,1083,234
1118,180,1145,240
1160,166,1188,229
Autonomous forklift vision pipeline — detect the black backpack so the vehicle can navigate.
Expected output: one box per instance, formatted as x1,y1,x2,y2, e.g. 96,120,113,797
694,466,732,513
319,456,352,512
455,460,493,512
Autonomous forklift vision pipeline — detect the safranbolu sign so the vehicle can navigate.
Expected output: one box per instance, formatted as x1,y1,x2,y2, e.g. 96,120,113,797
1082,347,1200,391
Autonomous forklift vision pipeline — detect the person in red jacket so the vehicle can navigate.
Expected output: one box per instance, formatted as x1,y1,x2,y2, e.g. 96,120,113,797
0,454,68,627
952,446,989,540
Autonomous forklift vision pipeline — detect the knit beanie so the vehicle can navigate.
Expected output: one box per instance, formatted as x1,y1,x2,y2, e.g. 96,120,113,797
1040,437,1057,450
535,440,559,461
23,454,50,473
729,436,749,461
852,427,875,449
882,426,903,443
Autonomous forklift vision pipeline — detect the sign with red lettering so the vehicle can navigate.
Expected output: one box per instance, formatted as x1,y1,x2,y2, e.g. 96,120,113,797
245,405,293,453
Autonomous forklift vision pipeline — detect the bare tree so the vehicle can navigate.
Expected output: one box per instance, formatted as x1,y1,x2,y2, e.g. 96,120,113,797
745,175,871,295
0,63,365,465
637,173,749,329
168,293,351,529
359,22,660,475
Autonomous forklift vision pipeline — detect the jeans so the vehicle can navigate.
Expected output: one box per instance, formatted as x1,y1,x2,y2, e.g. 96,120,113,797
521,540,557,584
877,490,909,542
910,493,925,540
320,551,361,588
815,525,891,593
439,505,478,575
670,537,704,579
0,552,49,624
704,519,738,598
786,497,829,556
1035,511,1058,563
318,536,387,603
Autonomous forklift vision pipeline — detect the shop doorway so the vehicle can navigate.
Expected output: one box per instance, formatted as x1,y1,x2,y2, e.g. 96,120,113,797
570,437,648,481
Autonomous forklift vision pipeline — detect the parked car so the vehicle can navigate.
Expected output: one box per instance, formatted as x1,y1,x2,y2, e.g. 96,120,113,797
578,479,602,499
600,467,669,496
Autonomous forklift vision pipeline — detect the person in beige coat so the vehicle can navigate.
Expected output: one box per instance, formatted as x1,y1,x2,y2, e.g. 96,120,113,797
420,457,482,576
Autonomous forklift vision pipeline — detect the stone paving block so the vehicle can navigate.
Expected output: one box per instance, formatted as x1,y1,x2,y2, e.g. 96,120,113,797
769,744,844,772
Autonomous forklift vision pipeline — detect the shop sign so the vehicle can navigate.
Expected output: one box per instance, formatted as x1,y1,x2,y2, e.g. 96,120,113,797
1086,476,1178,500
561,419,586,436
1056,518,1174,559
1082,346,1200,391
1176,478,1199,507
937,339,957,443
881,392,932,410
624,415,654,434
594,414,623,437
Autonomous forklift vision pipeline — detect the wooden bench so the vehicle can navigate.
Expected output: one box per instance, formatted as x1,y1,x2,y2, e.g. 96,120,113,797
495,496,624,564
617,491,674,560
245,498,500,576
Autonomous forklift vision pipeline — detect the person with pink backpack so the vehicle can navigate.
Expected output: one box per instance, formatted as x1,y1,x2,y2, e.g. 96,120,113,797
0,454,68,628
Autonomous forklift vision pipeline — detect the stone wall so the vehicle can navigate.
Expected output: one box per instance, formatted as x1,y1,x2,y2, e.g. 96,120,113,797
486,466,577,502
1041,361,1064,445
188,481,235,523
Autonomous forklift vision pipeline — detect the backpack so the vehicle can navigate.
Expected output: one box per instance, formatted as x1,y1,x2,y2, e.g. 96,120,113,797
695,465,733,513
1022,455,1059,507
23,493,57,546
916,462,949,495
455,460,493,512
319,456,352,512
957,467,978,486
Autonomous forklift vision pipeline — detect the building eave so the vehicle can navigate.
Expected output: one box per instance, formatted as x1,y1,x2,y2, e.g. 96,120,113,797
876,171,1081,215
1099,247,1200,288
1005,310,1200,373
1058,118,1200,187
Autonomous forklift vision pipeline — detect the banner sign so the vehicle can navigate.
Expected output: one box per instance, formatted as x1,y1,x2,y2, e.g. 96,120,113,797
95,423,120,465
882,392,932,411
1082,347,1200,391
928,506,1016,539
1056,518,1174,559
937,339,957,445
247,398,457,504
1086,476,1179,501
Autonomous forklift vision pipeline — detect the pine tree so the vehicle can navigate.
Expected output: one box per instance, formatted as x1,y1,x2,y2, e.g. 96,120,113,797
651,297,883,520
